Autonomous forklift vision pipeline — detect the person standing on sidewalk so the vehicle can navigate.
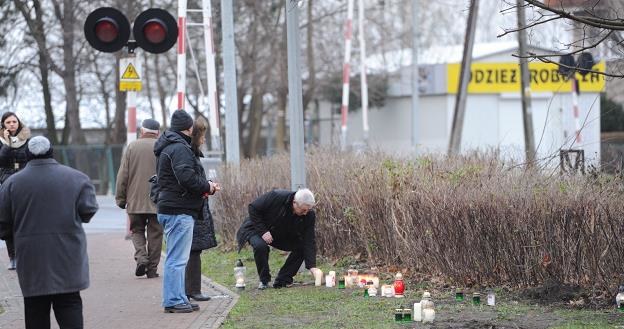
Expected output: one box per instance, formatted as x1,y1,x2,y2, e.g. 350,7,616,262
154,110,216,313
115,118,163,279
186,117,220,302
0,111,31,270
0,136,98,329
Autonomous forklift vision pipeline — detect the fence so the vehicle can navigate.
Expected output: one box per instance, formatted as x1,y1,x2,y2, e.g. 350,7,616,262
53,145,223,195
54,144,125,195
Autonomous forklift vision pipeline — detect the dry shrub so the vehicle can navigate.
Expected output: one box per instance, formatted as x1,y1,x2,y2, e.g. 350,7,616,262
212,147,624,291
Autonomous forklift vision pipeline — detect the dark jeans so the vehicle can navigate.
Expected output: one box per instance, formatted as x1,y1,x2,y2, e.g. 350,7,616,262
185,250,202,295
5,237,14,259
24,292,83,329
248,235,304,285
129,213,163,273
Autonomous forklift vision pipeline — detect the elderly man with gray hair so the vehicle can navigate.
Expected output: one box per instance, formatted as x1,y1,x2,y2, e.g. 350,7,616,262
115,118,163,278
236,188,319,289
0,136,98,329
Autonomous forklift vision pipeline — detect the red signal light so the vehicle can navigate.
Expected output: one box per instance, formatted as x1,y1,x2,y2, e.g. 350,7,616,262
143,20,167,44
94,19,119,43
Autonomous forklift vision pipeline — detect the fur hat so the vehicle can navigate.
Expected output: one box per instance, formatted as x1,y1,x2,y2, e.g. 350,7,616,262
170,111,193,132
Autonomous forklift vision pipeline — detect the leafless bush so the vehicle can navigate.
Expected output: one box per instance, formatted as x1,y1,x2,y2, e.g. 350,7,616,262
212,147,624,291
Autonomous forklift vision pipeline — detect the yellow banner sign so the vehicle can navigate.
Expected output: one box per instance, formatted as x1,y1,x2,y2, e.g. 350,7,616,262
447,61,605,93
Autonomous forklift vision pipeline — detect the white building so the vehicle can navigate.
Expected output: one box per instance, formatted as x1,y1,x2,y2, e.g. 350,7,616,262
315,42,605,167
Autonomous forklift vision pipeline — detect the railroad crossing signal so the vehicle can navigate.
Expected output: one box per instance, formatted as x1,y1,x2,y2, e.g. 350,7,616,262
84,7,178,54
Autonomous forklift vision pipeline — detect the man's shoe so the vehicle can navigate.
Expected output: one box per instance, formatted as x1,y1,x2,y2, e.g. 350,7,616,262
188,293,211,301
135,263,147,277
164,303,193,313
273,281,292,289
188,303,199,311
146,271,159,278
258,282,269,290
7,258,15,270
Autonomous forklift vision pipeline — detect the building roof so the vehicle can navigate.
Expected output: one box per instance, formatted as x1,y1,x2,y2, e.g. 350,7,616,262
366,41,559,73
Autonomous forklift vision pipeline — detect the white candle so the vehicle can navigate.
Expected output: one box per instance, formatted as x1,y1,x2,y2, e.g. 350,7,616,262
325,275,333,287
313,269,323,286
413,302,422,322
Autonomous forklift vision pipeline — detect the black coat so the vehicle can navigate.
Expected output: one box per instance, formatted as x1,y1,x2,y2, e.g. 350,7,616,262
0,127,31,184
0,159,98,297
153,130,212,218
236,189,316,269
191,199,217,251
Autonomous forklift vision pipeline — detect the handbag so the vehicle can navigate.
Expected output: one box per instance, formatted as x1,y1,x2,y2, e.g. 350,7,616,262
148,157,161,204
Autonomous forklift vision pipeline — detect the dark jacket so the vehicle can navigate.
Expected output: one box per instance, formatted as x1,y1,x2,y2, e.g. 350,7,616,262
0,127,31,184
236,189,316,269
0,158,98,297
191,200,218,251
191,151,217,251
153,130,212,218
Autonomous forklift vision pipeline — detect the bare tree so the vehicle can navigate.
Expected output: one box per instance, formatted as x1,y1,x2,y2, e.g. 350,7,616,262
12,0,58,143
500,0,624,77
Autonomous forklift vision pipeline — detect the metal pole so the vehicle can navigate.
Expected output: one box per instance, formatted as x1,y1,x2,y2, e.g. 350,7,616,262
516,0,536,165
221,0,240,164
203,0,222,152
411,0,419,150
286,0,306,190
177,0,187,110
340,0,355,151
448,0,479,156
357,0,369,145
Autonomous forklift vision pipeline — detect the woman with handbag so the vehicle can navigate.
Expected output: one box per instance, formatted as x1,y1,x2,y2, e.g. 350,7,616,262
185,117,220,301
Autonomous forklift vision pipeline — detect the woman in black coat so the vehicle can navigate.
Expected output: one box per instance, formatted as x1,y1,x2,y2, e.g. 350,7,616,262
185,117,220,301
0,112,31,270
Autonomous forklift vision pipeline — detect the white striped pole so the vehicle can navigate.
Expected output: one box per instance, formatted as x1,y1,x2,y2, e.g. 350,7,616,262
357,0,369,145
571,77,582,144
202,0,221,151
340,0,355,151
177,0,187,111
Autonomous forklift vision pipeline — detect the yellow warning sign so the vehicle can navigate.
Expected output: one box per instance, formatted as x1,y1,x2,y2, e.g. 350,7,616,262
121,63,140,80
119,57,142,92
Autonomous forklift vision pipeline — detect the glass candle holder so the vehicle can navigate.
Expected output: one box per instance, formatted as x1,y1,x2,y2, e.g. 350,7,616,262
338,278,346,289
455,289,464,302
402,308,412,322
472,292,481,305
394,306,403,322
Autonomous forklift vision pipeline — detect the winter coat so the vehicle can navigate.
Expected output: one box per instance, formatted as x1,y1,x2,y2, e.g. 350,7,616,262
191,199,218,251
153,130,212,218
0,127,31,184
236,189,317,269
115,135,158,214
0,158,98,297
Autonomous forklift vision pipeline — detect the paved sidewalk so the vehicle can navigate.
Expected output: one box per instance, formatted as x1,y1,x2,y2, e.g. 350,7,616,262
0,196,238,329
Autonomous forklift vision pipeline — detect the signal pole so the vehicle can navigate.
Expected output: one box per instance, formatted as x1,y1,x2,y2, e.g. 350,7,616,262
286,0,306,190
516,0,536,165
221,0,240,164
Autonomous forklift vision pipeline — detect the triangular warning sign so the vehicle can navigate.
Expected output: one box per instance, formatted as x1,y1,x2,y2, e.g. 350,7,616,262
122,63,140,79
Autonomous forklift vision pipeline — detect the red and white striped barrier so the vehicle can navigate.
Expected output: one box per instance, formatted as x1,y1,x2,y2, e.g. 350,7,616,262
340,0,355,150
177,0,187,111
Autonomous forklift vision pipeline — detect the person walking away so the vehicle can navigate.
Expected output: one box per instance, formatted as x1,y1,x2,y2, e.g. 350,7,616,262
116,118,163,278
186,117,220,302
154,110,216,313
0,111,31,270
0,136,98,329
236,188,319,289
